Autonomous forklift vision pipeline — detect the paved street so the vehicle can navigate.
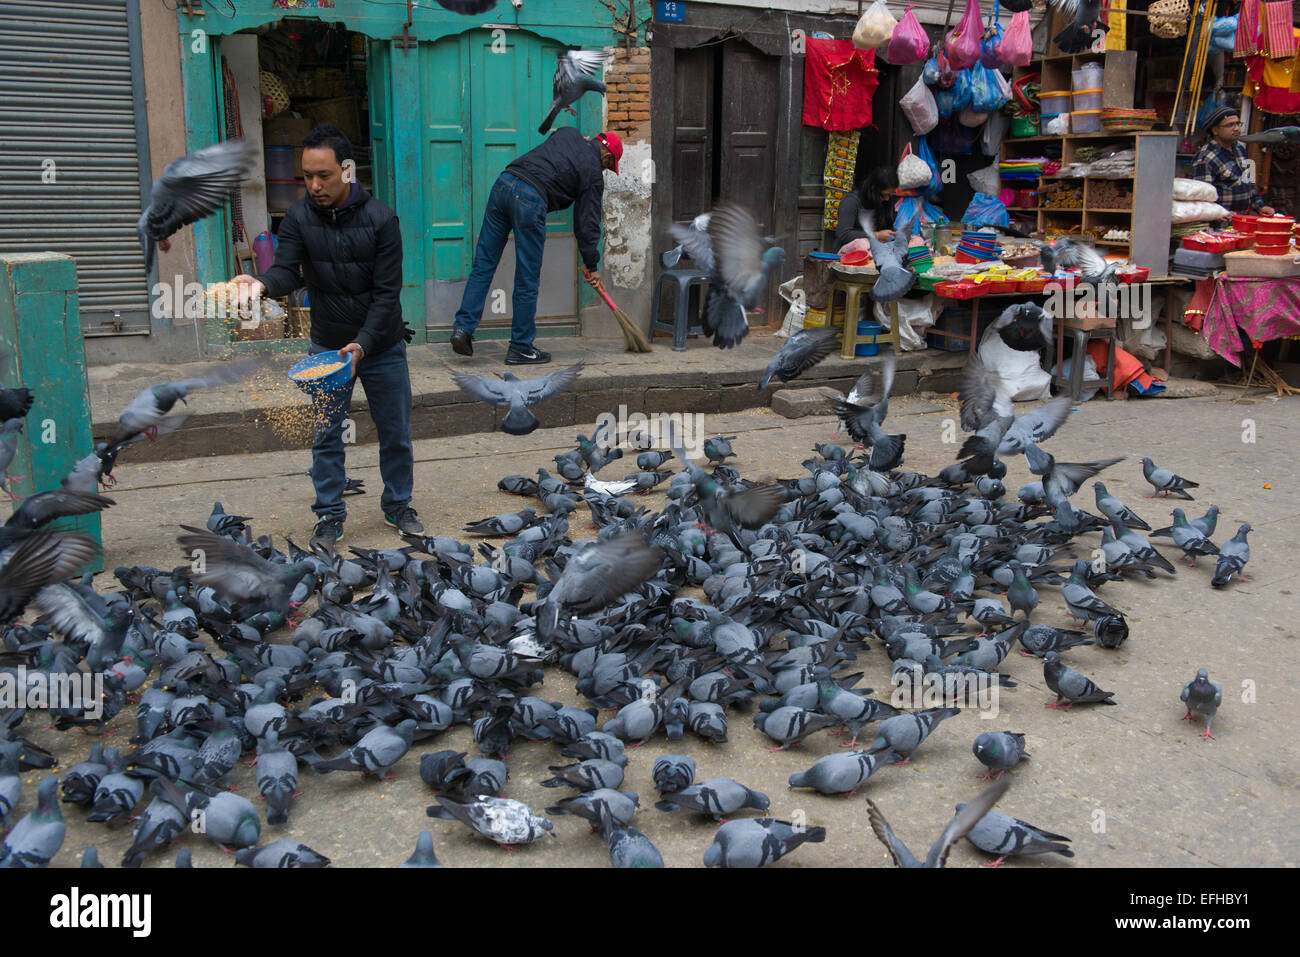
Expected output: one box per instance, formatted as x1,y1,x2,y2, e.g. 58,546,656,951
19,387,1299,867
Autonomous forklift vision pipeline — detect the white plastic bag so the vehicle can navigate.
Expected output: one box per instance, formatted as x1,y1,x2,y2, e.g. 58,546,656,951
777,276,807,338
968,161,1000,196
900,77,939,135
981,110,1008,154
978,325,1052,401
853,0,898,50
874,295,939,351
898,151,933,190
1172,177,1219,202
1171,200,1232,223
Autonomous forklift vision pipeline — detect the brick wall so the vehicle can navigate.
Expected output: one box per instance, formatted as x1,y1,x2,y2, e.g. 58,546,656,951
603,46,650,140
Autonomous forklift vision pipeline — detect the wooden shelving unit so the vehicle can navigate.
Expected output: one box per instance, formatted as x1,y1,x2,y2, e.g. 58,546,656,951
1000,55,1177,278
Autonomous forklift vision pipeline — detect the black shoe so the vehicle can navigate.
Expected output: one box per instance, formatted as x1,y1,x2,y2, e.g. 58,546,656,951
450,329,473,356
505,345,551,365
384,506,424,536
311,517,344,546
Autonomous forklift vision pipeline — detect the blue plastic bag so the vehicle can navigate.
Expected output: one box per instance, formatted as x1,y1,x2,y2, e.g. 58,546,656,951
962,192,1010,228
923,55,940,86
1211,15,1237,52
951,68,973,112
895,194,949,230
917,136,944,198
970,65,1007,114
980,1,1004,68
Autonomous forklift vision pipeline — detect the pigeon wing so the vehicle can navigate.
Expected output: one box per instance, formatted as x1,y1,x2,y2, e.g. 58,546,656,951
176,530,284,604
450,372,514,408
521,363,584,405
708,204,765,302
667,222,716,273
866,799,920,868
927,777,1011,867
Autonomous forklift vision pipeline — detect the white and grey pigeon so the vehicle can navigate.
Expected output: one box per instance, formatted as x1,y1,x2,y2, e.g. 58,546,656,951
669,203,785,349
539,50,612,134
451,364,583,436
426,795,555,847
858,210,919,302
661,212,711,268
831,353,906,472
867,777,1011,867
1181,669,1222,740
138,139,256,272
759,327,839,391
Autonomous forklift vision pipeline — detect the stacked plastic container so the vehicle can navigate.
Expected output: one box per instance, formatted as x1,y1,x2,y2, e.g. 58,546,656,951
1071,61,1105,134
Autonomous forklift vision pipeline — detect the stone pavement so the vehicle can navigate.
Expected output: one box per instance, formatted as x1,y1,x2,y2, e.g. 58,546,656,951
87,332,971,462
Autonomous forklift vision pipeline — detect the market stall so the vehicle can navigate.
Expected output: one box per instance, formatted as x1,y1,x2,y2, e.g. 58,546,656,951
787,0,1298,400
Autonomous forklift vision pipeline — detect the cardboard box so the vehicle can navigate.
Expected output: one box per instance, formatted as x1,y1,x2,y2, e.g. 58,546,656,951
263,116,313,147
1224,250,1300,278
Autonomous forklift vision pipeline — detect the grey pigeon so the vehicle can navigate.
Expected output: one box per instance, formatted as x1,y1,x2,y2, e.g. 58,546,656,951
1093,481,1150,530
464,508,539,536
654,777,770,819
312,719,416,779
450,364,583,436
0,531,100,622
539,50,612,134
137,139,256,272
1043,651,1116,709
815,679,900,747
1007,562,1039,619
1211,524,1251,587
235,839,330,868
540,757,627,791
537,533,664,636
865,707,961,763
752,706,838,751
80,846,104,868
1062,560,1121,623
1152,505,1219,540
788,749,901,796
0,777,65,867
400,830,443,868
990,301,1054,354
759,327,839,391
831,354,906,472
652,754,695,795
150,777,261,850
1168,509,1219,566
114,361,259,446
427,795,555,847
867,777,1011,867
1049,0,1106,54
122,795,187,868
0,749,20,828
972,732,1028,779
1181,669,1222,740
670,203,785,349
545,788,639,829
1240,125,1300,144
256,731,299,826
1018,624,1093,658
598,805,664,868
859,209,918,301
703,817,826,868
1141,457,1197,500
961,803,1074,866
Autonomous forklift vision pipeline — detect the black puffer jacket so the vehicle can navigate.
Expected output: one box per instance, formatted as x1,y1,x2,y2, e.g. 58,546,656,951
504,127,605,270
258,183,410,355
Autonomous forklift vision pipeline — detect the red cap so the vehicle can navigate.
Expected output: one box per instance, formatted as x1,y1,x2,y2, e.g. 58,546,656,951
597,131,623,174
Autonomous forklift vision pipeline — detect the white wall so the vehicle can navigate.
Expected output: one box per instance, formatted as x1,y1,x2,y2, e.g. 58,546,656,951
223,35,270,259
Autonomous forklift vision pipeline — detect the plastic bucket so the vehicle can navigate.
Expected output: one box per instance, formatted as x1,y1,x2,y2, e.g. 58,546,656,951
854,321,882,357
288,350,354,395
1010,115,1039,137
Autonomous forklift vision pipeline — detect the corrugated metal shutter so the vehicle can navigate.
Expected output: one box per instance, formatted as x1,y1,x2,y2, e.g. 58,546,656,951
0,0,151,330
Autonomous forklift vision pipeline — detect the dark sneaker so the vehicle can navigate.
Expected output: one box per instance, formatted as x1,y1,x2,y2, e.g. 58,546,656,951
384,506,424,535
311,517,344,546
450,329,473,356
505,345,551,365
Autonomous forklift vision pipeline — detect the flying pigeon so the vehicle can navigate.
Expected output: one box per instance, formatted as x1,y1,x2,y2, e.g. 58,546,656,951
539,50,612,134
759,327,839,391
867,777,1012,867
1240,126,1300,144
989,301,1054,354
114,360,261,446
858,209,919,302
831,353,907,471
450,364,583,436
1181,669,1222,740
138,139,256,272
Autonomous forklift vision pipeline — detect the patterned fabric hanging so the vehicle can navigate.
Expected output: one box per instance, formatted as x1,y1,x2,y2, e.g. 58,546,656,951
221,56,247,245
1236,0,1262,57
823,130,860,231
803,38,879,131
1262,1,1298,59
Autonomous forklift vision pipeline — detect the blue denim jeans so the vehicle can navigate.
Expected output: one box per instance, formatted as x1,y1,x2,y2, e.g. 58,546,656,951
453,171,548,351
309,339,413,520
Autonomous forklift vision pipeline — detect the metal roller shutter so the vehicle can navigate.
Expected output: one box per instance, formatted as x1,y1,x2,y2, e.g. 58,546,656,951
0,0,151,331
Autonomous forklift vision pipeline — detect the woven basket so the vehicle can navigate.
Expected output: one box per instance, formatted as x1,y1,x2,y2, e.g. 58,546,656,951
260,71,291,115
1101,107,1158,131
1149,0,1190,39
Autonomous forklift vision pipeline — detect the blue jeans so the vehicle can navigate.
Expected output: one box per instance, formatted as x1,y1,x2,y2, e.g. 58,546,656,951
309,339,414,520
453,171,548,351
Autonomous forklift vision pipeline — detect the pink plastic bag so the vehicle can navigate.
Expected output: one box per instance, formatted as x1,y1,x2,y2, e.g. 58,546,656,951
886,5,931,64
998,10,1032,67
945,0,983,71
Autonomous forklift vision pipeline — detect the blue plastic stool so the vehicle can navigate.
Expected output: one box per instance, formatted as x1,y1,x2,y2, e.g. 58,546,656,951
651,268,710,351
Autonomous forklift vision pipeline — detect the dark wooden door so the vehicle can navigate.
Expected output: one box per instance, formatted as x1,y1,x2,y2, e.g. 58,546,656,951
719,39,779,236
671,46,713,224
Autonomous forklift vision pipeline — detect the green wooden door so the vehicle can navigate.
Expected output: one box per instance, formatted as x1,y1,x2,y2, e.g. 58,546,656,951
420,30,599,333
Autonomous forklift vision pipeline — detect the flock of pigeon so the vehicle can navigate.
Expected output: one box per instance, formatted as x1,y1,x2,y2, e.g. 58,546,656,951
0,324,1250,867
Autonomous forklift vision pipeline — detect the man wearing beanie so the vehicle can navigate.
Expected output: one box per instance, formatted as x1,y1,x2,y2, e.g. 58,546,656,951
450,128,623,365
1193,106,1276,217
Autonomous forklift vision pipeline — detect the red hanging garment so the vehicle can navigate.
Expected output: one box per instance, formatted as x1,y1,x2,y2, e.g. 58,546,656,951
1236,0,1261,57
802,38,880,131
1263,1,1298,58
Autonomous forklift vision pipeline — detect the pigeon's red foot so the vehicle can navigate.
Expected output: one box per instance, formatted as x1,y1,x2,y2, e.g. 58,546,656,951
1181,710,1192,721
983,856,1007,868
1201,730,1215,740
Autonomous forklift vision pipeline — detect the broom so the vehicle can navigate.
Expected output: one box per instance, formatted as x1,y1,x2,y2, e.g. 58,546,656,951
585,269,652,352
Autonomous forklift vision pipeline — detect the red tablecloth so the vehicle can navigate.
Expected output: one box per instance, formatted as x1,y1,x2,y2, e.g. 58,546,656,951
1201,275,1300,366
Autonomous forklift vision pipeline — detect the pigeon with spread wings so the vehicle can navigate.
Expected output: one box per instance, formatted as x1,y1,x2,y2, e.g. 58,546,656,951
450,364,583,436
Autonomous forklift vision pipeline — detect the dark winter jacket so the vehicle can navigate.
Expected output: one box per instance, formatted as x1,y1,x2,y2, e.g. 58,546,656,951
257,182,410,356
834,191,895,251
504,127,605,270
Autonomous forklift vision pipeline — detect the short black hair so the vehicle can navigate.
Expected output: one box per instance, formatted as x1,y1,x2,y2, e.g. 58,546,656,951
858,165,900,208
302,123,353,165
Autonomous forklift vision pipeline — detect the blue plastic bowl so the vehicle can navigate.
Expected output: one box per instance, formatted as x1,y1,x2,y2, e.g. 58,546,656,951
855,321,882,357
288,351,353,395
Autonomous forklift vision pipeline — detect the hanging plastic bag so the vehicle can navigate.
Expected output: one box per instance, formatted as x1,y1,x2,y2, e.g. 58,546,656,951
916,136,944,198
951,67,973,111
937,50,957,87
998,10,1033,66
945,0,983,70
854,0,898,50
895,194,949,232
980,1,1005,67
900,76,940,134
897,142,933,190
968,161,1001,196
970,65,1004,114
930,115,979,154
981,109,1009,153
886,6,931,64
935,82,958,119
1211,15,1238,51
922,55,941,86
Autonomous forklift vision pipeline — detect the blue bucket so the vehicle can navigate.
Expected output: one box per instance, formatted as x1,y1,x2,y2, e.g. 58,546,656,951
855,320,882,357
288,350,354,395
